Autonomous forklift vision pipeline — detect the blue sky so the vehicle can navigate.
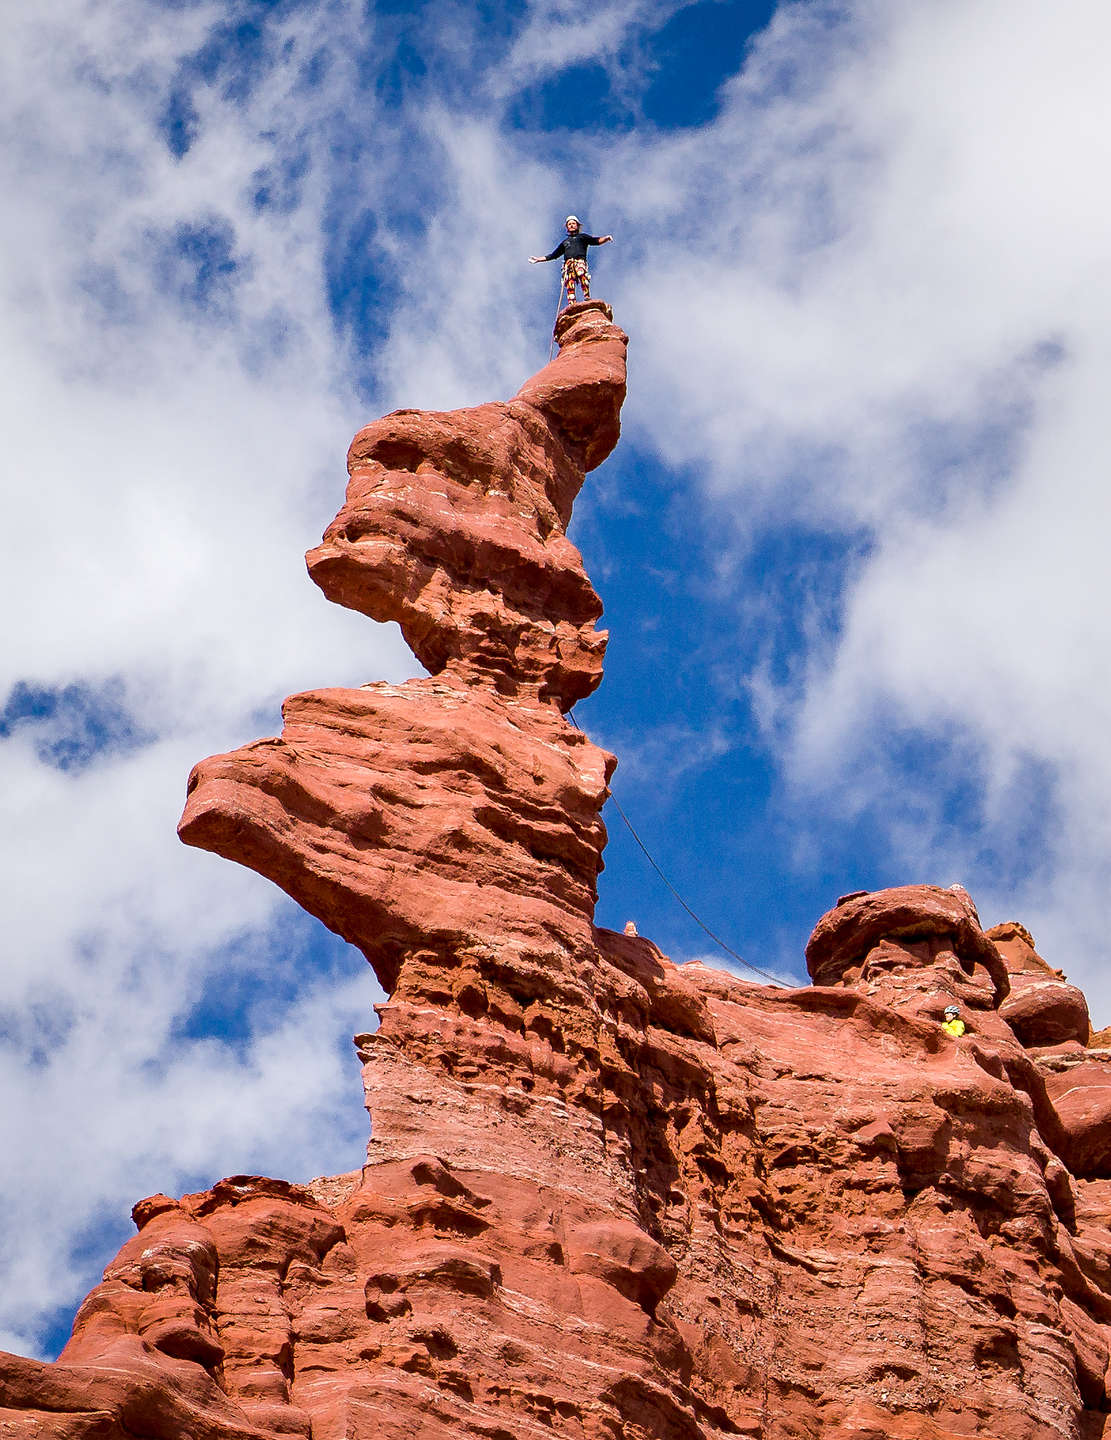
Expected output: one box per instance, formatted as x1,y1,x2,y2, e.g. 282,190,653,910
4,0,1111,1360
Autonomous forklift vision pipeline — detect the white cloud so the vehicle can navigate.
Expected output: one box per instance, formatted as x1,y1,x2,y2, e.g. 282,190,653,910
488,0,692,100
600,1,1111,517
373,112,559,412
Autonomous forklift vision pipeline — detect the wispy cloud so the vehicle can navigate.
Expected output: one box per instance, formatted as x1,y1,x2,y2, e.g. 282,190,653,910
487,0,694,100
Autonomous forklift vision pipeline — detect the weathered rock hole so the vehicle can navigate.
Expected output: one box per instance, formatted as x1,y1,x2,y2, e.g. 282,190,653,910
413,1325,458,1360
457,983,487,1019
973,1327,1021,1374
365,1291,411,1322
140,1263,176,1292
367,439,425,472
410,1158,466,1196
368,1272,399,1293
526,1013,566,1054
409,1198,491,1237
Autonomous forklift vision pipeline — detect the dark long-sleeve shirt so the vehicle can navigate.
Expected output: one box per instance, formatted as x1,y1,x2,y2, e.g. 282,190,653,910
542,233,603,262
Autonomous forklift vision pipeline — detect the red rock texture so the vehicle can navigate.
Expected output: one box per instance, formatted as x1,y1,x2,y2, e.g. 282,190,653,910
306,301,626,710
177,678,611,996
990,920,1091,1049
805,883,1011,1002
9,303,1111,1439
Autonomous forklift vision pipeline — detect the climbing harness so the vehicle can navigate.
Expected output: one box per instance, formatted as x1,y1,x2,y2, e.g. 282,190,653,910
567,710,785,988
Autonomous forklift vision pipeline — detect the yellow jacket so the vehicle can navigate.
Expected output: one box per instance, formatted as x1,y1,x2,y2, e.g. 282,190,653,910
942,1017,966,1038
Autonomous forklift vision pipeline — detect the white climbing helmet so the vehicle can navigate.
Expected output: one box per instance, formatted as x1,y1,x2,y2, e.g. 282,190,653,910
565,215,580,227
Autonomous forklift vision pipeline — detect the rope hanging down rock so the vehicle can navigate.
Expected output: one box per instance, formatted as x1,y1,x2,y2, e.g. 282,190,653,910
547,279,564,362
567,711,785,988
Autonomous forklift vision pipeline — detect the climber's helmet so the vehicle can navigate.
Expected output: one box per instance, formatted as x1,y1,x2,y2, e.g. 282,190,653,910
565,215,580,231
943,1005,960,1019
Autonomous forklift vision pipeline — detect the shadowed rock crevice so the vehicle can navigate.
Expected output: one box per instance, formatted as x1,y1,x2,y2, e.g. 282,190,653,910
10,306,1111,1440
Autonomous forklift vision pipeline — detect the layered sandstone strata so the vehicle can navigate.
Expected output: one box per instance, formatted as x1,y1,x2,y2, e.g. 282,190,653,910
8,305,1111,1440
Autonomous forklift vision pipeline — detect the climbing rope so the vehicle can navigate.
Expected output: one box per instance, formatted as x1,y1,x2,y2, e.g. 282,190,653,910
566,711,785,988
547,277,565,363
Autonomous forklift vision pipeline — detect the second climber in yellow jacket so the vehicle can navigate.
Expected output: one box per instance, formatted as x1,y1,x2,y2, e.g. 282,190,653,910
941,1005,966,1038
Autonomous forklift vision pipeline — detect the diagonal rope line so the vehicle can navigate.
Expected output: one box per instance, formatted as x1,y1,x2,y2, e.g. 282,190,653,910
567,711,785,987
547,275,564,362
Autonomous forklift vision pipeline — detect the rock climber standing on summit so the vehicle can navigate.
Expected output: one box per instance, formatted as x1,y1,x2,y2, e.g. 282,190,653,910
530,216,613,308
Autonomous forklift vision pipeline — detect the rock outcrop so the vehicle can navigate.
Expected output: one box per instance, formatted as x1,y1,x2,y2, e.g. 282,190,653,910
8,301,1111,1440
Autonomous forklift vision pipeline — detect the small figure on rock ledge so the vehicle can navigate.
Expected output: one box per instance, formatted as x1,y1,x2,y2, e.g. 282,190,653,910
942,1004,967,1037
530,215,613,308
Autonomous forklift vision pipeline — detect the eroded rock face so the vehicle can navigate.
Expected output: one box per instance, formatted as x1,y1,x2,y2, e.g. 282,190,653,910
992,919,1091,1048
9,303,1111,1440
805,883,1011,1002
178,678,612,995
307,302,626,709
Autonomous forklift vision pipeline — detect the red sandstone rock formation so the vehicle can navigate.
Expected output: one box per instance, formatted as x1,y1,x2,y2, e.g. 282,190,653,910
8,302,1111,1439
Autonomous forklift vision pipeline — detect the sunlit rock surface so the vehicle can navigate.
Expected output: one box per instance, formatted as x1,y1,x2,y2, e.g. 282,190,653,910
9,302,1111,1440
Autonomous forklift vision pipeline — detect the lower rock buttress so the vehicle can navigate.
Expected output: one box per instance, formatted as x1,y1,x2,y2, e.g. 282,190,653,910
7,306,1111,1439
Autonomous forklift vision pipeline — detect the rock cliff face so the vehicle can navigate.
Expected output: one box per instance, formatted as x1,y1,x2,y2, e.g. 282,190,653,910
8,302,1111,1440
